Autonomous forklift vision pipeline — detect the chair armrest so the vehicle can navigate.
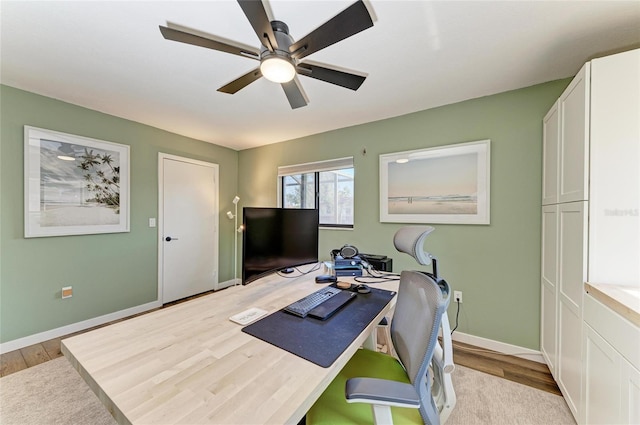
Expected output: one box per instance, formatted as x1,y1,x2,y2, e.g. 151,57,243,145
345,377,420,408
434,314,455,374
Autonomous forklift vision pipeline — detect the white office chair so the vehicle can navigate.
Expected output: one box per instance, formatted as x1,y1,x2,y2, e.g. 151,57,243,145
394,226,457,424
306,226,456,425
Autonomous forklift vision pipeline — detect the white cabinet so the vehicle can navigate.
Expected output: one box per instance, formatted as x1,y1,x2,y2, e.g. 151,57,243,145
557,201,588,416
540,48,639,424
542,63,590,207
558,65,590,203
621,358,640,424
582,293,640,424
542,104,560,206
540,65,590,420
540,205,558,374
583,323,621,424
588,49,640,286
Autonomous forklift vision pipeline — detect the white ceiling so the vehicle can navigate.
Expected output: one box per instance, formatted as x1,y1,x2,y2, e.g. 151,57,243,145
2,1,639,151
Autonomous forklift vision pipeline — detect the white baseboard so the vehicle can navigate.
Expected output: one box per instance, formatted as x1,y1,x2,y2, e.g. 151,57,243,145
0,300,162,354
452,331,546,364
215,278,239,291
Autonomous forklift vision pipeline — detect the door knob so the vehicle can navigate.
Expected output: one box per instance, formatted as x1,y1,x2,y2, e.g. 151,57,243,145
165,236,179,242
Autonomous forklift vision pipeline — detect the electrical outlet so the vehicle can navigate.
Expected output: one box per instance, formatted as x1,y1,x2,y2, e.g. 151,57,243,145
454,290,462,303
62,286,73,299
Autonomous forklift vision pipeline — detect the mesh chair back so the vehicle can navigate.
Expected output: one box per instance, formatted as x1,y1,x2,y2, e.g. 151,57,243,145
391,271,450,424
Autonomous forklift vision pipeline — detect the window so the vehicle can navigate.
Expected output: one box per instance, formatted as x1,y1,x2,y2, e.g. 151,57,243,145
279,157,354,228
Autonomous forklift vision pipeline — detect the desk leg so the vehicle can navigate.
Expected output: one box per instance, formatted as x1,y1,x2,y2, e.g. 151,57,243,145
362,330,377,351
364,318,394,352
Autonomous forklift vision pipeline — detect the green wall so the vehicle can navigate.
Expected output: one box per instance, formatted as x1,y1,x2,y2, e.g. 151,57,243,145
0,85,238,343
1,79,571,350
238,79,570,350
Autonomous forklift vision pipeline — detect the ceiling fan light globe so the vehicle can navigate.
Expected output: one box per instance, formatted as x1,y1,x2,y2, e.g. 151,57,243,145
260,57,296,83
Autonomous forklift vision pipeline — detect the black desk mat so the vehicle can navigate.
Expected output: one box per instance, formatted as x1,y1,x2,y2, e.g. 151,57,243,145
242,286,396,368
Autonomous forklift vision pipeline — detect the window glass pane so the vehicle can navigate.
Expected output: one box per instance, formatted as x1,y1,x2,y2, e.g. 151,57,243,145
319,168,353,226
282,175,299,208
302,173,315,209
283,173,315,209
281,167,353,228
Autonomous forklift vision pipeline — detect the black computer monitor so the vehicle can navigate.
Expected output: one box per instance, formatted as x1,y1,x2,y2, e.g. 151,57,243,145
242,207,319,285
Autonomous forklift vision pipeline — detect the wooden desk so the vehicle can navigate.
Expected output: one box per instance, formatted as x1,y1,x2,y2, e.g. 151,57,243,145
62,269,398,424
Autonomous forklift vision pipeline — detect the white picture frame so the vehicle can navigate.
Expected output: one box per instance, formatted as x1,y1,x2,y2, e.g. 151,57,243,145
380,140,490,224
24,126,130,237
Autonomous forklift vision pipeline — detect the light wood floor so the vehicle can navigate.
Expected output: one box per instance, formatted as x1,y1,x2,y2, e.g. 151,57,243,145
0,289,214,378
1,294,560,397
451,340,560,396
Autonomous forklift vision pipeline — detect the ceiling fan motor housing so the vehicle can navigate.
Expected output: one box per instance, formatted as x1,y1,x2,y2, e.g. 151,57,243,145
260,20,296,64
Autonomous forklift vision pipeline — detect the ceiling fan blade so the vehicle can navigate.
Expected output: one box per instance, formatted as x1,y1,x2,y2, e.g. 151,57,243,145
160,25,260,60
296,62,366,91
281,77,309,109
218,68,263,94
237,0,279,51
289,0,373,60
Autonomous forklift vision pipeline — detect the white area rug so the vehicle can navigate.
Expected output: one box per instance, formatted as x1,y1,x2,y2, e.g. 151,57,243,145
0,358,115,425
447,364,575,424
0,357,574,424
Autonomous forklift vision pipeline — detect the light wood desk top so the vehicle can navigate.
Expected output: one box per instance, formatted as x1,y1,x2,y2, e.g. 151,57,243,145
62,268,398,425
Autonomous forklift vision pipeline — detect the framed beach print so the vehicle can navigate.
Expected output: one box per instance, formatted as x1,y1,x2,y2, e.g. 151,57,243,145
380,140,490,224
24,126,130,237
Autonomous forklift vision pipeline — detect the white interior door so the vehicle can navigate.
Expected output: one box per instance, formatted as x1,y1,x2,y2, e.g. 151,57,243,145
159,154,219,303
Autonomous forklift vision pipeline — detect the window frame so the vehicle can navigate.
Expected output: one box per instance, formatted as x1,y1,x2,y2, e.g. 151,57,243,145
277,157,354,229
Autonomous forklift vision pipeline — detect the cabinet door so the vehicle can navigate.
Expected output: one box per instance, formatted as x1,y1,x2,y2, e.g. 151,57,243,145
582,323,622,424
542,102,560,205
541,205,559,375
557,201,588,417
559,63,590,203
558,202,587,311
589,49,640,285
621,358,640,424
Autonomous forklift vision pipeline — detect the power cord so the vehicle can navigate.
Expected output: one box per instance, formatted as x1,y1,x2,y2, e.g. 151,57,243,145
276,262,322,278
450,296,460,335
354,275,401,283
353,263,400,283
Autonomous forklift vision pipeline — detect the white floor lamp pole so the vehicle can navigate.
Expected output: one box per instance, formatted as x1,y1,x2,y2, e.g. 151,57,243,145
232,196,240,285
227,196,241,286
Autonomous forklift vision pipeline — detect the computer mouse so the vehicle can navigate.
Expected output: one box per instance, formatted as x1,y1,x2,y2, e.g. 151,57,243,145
356,284,371,294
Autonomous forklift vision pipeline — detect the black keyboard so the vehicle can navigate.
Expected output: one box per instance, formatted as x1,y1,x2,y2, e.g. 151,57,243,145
307,290,356,320
284,287,355,319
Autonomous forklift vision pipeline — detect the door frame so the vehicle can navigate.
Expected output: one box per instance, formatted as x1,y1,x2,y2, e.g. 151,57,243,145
158,153,219,303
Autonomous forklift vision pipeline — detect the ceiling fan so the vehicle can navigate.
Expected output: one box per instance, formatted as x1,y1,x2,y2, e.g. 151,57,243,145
159,0,374,109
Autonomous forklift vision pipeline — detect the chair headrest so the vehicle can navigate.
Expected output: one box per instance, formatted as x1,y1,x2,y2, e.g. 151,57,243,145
393,226,435,266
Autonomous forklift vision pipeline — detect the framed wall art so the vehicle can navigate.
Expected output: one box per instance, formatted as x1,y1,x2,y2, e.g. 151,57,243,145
380,140,490,224
24,126,130,237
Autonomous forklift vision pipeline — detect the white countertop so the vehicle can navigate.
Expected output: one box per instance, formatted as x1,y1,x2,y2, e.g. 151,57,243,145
585,282,640,327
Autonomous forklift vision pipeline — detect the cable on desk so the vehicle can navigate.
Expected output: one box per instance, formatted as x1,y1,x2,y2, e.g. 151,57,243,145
353,266,400,284
276,262,322,278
